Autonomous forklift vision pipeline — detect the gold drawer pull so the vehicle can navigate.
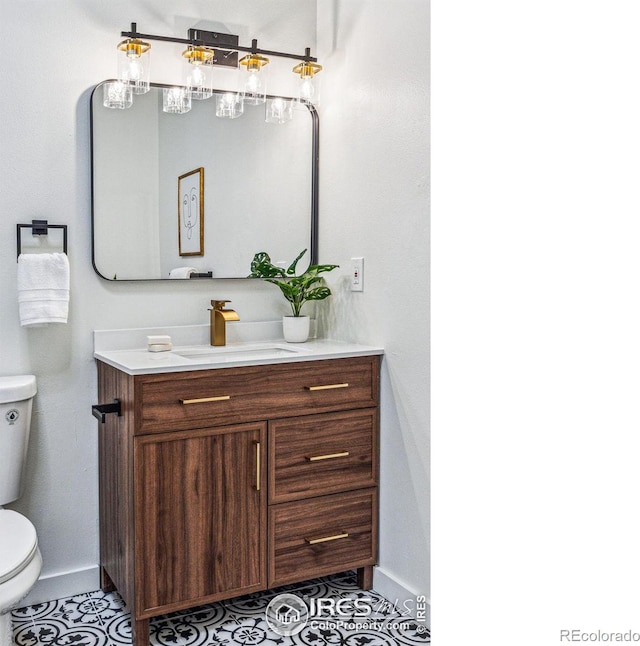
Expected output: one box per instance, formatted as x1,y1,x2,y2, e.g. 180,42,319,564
255,441,261,491
304,383,349,391
306,451,350,462
179,395,231,405
305,532,349,545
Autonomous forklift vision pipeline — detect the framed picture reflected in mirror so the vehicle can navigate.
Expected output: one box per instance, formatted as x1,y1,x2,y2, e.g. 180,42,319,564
178,167,204,256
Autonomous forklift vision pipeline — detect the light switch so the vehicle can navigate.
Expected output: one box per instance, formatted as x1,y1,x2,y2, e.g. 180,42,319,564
350,257,364,292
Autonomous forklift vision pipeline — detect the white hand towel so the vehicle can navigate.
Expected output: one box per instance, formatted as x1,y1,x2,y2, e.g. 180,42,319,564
169,267,197,279
17,253,70,327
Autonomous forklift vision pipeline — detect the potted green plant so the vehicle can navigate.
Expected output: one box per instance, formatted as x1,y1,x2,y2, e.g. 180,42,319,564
249,249,339,342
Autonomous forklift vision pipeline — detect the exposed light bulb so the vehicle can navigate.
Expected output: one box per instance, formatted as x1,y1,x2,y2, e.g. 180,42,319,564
239,53,269,105
292,59,322,106
246,71,262,93
182,46,214,100
117,38,150,95
191,66,205,86
299,78,315,102
187,64,213,100
126,58,143,81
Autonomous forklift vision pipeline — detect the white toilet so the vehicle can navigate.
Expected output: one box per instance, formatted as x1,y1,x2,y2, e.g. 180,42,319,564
0,375,42,646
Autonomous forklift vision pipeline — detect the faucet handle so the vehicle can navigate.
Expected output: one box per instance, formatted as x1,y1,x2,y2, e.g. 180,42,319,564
211,299,232,310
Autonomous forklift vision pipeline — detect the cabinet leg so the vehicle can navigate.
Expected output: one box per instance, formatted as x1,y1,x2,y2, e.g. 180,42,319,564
100,566,116,593
132,618,150,646
356,566,374,590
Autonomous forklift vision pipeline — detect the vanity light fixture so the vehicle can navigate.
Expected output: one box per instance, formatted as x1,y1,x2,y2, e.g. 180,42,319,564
239,43,269,105
183,45,215,100
106,23,322,117
292,50,322,105
117,36,151,95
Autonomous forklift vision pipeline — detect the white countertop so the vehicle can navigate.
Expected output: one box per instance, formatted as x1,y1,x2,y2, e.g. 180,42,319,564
94,323,383,375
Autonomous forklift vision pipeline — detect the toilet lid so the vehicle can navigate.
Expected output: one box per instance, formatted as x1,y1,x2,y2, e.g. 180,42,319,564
0,510,38,584
0,374,36,404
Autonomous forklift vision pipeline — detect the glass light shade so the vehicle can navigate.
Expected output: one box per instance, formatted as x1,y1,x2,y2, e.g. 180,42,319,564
103,81,133,109
265,97,293,124
117,39,151,95
163,87,192,114
215,92,244,119
293,61,322,106
183,46,214,100
239,54,269,105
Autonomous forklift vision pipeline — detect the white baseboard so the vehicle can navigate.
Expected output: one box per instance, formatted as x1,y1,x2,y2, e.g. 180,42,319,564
373,567,430,627
21,565,100,606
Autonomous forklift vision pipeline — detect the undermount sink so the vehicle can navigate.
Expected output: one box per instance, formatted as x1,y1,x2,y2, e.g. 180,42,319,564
173,343,311,362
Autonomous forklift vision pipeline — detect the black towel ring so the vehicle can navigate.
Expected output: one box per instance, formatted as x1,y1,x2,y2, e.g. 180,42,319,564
17,220,68,261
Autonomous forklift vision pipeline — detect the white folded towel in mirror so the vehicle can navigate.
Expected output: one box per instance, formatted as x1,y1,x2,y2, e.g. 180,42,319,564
169,267,197,279
17,253,70,327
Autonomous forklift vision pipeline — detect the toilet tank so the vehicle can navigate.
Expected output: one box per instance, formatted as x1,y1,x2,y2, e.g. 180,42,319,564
0,375,37,506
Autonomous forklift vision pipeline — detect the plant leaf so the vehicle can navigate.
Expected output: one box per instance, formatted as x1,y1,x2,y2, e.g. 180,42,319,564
248,252,286,278
304,286,332,301
286,249,308,275
265,278,296,302
307,263,340,274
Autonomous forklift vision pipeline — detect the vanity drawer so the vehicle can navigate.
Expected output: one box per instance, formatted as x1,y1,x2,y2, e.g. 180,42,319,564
134,356,379,435
268,488,377,587
269,410,378,504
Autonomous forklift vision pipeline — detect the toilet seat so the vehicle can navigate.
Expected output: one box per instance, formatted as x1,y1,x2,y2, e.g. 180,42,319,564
0,510,38,584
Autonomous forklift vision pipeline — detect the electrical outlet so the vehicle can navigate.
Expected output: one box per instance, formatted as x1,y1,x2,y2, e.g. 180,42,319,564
350,257,364,292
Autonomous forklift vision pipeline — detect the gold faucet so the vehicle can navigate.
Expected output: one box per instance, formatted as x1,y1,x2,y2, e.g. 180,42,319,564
209,300,240,346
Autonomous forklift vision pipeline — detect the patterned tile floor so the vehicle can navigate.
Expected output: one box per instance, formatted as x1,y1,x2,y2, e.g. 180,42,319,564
12,571,429,645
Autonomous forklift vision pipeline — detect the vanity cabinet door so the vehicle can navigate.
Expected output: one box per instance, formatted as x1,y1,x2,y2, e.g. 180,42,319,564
134,422,267,616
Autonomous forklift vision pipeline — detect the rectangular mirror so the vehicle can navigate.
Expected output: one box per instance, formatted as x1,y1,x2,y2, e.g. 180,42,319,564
91,82,318,280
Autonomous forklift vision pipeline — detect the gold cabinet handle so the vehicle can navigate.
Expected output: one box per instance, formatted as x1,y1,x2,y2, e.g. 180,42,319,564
305,532,349,545
306,451,350,462
304,383,349,391
255,441,261,491
179,395,231,405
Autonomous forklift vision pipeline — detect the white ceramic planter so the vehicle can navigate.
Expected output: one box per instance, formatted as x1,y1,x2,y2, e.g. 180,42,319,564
282,316,310,343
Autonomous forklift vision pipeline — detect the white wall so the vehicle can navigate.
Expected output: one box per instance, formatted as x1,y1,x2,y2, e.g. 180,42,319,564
317,0,430,609
0,0,429,613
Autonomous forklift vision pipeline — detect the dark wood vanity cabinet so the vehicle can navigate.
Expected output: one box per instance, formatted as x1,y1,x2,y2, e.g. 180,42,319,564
97,355,380,646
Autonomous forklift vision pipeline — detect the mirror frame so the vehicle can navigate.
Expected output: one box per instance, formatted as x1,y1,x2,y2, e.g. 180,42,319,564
89,81,319,281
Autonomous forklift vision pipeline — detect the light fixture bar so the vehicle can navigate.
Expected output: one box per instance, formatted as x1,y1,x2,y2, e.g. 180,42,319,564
120,23,318,64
